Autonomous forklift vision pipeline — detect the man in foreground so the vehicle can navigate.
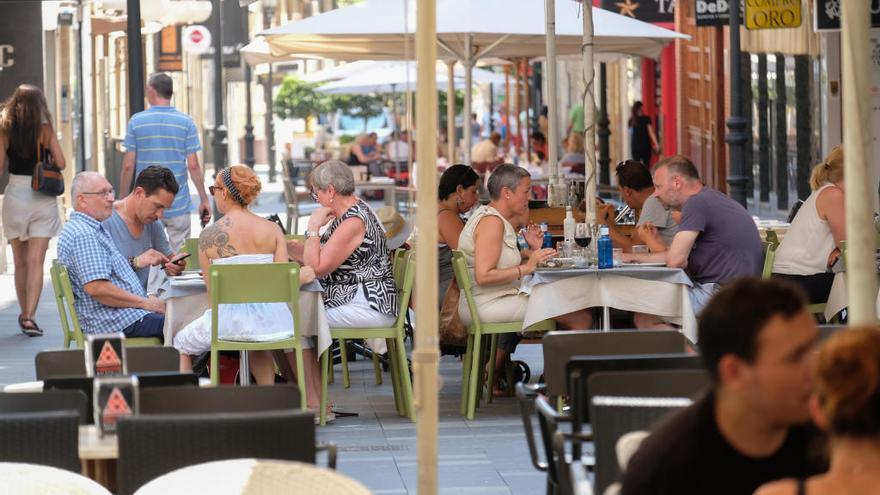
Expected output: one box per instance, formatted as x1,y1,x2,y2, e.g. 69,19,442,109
620,278,825,495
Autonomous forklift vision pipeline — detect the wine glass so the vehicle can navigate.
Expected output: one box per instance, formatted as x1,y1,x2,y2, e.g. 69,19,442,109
574,223,591,248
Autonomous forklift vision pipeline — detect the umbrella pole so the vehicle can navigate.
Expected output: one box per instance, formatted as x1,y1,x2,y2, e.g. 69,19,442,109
841,0,878,324
524,58,531,166
515,62,522,157
447,61,456,162
463,34,474,166
504,67,511,152
581,1,596,225
415,0,440,494
545,0,564,206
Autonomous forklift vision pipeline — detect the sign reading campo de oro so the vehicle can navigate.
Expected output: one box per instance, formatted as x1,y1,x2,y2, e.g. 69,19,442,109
744,0,802,29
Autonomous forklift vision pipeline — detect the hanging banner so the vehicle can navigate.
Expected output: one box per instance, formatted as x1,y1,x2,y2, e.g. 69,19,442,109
695,0,743,26
744,0,801,30
814,0,880,32
600,0,675,23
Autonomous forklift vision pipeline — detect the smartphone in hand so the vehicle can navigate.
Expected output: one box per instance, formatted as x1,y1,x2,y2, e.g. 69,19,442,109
170,252,192,266
200,209,211,228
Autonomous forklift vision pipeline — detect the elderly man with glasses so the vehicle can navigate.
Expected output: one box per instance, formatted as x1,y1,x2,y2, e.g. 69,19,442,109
57,172,166,339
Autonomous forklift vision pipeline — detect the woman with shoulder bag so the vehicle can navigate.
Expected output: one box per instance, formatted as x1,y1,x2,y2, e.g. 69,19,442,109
0,84,66,336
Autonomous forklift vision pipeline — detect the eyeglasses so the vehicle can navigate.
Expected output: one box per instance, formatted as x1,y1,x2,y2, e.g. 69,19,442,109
209,186,221,196
81,189,115,199
310,189,319,202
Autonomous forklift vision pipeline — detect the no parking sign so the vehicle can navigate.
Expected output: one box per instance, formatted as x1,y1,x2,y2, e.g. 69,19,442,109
182,25,212,55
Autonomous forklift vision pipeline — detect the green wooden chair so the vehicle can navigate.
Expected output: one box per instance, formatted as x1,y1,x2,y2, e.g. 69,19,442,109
319,249,416,425
50,260,162,348
182,238,201,271
451,250,556,420
761,241,778,280
207,262,308,410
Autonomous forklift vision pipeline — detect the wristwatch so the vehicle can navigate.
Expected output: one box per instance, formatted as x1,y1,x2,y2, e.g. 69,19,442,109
305,230,320,238
128,256,139,270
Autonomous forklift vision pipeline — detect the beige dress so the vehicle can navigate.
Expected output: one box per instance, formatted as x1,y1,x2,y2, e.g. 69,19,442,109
457,205,528,326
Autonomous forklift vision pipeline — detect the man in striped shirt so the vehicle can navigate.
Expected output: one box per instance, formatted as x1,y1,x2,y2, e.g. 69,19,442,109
120,73,210,252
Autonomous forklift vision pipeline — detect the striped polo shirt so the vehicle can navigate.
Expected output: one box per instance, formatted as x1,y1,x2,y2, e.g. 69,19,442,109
123,105,201,218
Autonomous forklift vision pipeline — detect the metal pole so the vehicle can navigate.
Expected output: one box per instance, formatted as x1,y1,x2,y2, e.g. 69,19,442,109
581,1,596,227
243,61,255,168
212,0,227,177
544,0,564,206
725,1,748,207
841,0,878,324
598,63,611,185
463,34,473,166
264,3,277,182
126,0,145,116
414,3,439,493
446,61,456,162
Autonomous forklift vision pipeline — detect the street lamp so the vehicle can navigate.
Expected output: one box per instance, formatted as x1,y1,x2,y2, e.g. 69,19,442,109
262,0,277,182
725,1,748,207
243,9,256,169
212,0,227,177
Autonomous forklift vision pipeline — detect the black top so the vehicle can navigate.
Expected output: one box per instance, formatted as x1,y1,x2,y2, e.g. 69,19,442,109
630,115,652,154
620,392,826,495
5,124,39,176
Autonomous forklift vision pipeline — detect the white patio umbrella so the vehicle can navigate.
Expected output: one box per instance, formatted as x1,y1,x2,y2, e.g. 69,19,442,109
262,0,687,163
315,61,504,94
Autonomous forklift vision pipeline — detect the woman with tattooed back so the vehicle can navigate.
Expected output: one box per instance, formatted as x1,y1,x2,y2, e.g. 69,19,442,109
174,165,315,387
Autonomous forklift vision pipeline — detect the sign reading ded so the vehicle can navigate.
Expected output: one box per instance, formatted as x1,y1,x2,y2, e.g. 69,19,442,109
745,0,801,29
182,25,211,55
695,0,743,26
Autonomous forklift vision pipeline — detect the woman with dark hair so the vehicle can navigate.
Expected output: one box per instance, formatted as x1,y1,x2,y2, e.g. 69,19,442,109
756,327,880,495
0,84,66,336
628,101,660,167
437,164,480,305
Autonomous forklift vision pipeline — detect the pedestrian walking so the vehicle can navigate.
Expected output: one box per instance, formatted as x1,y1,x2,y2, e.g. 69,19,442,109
0,84,66,336
120,73,210,252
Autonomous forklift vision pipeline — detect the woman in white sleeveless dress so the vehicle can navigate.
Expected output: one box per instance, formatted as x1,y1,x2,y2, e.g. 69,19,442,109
772,146,845,304
175,165,315,386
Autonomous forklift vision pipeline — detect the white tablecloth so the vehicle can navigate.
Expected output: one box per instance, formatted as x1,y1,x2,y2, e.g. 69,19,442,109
824,272,880,321
160,277,332,356
520,265,698,342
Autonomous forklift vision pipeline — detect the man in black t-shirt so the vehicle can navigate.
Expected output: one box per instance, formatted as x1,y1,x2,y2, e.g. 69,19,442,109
620,279,827,495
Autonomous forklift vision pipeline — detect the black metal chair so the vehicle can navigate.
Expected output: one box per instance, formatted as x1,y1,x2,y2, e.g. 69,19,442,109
0,390,89,425
35,346,180,380
587,370,708,494
542,330,692,400
116,410,318,495
0,411,80,472
138,384,301,414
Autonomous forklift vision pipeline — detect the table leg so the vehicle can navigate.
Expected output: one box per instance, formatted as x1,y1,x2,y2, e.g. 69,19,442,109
240,351,251,385
602,306,611,332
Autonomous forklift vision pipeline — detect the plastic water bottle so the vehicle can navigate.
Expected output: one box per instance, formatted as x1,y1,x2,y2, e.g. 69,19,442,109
541,223,553,249
563,206,575,245
598,226,613,269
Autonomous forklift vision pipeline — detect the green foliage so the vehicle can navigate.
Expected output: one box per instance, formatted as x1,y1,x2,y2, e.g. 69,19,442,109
438,90,464,129
274,76,327,130
327,94,385,130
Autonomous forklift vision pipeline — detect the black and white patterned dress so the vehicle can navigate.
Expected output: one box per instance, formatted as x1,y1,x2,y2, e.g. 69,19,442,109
320,199,398,317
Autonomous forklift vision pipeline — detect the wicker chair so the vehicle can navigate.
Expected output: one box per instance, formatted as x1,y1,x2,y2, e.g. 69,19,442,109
0,390,88,425
116,410,316,495
138,384,301,415
0,411,80,472
35,347,180,380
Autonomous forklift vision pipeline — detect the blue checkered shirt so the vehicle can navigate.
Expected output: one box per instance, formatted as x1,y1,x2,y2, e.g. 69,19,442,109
57,212,149,334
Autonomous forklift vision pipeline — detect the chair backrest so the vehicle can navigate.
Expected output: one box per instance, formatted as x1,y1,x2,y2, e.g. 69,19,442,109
116,410,316,495
762,241,778,279
392,250,416,328
138,384,301,414
285,234,305,242
534,394,571,495
0,410,80,472
209,263,301,344
392,248,408,288
451,250,480,329
282,176,298,206
588,370,708,494
542,330,692,396
0,390,89,425
182,238,201,271
50,261,84,348
35,347,181,380
567,353,703,425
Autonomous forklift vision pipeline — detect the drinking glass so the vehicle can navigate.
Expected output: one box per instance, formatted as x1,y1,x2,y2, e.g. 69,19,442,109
574,223,591,249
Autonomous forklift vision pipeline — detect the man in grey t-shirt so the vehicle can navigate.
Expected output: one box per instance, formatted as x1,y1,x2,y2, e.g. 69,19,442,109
104,166,186,291
597,159,678,252
621,155,762,329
